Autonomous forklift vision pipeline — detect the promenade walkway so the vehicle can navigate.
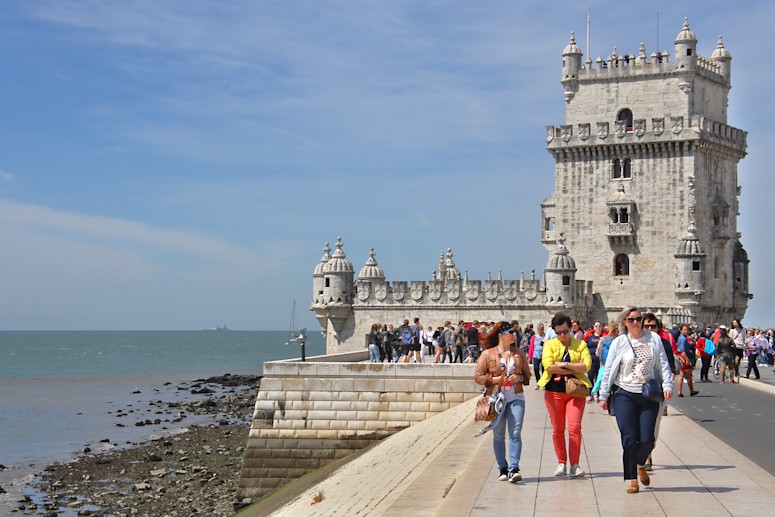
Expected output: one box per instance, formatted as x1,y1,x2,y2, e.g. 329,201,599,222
244,382,775,516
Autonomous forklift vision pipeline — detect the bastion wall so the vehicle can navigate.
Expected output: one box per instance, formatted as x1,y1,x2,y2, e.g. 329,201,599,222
236,352,480,503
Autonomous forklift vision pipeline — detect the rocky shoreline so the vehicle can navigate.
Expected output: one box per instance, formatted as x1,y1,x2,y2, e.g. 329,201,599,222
17,374,260,516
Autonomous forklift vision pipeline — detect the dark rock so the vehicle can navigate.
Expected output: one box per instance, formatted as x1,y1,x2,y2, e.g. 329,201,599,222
99,439,110,443
95,459,110,465
145,454,163,462
83,447,91,454
135,422,145,427
132,390,141,394
0,485,5,494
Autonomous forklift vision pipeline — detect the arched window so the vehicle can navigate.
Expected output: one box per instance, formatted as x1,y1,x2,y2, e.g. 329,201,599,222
617,109,633,131
325,277,330,288
619,207,629,223
612,158,622,178
609,208,618,223
614,254,629,276
622,158,632,178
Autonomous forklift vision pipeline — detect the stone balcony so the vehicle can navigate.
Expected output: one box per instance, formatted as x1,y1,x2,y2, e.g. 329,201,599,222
607,222,634,245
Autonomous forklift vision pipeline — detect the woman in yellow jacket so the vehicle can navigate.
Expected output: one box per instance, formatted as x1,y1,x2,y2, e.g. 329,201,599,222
537,312,592,478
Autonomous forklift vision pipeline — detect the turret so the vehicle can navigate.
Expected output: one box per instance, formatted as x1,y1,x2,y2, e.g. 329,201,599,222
357,247,385,283
544,234,577,306
312,242,331,305
733,239,752,312
321,237,354,305
674,222,705,308
674,18,697,71
711,36,732,84
562,32,583,102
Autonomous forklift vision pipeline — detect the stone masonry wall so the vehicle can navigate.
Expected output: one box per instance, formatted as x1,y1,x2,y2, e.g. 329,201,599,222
236,352,480,503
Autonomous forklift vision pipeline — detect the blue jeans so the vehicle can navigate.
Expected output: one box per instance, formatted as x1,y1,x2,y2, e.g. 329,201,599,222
492,397,526,471
368,344,381,362
613,389,659,480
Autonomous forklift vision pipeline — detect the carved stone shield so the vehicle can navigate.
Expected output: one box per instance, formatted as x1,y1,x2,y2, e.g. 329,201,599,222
578,123,590,141
561,125,572,143
634,119,646,137
485,283,499,301
597,122,609,140
410,282,424,301
466,282,480,301
374,282,387,301
504,281,519,301
357,282,370,301
671,116,683,135
652,118,664,136
429,281,442,301
546,125,555,143
615,120,627,139
524,284,538,301
447,280,461,300
392,282,406,302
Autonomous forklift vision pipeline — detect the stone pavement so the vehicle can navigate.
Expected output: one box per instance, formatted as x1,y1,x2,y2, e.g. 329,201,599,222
737,358,775,395
242,384,775,516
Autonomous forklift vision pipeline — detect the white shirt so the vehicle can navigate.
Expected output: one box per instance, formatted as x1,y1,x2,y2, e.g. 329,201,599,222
615,333,656,394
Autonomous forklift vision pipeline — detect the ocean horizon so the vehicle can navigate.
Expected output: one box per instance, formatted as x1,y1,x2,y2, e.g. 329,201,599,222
0,330,324,507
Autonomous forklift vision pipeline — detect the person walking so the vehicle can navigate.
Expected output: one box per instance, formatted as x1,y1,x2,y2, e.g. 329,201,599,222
537,312,592,478
730,319,746,377
591,322,619,403
474,321,531,483
716,326,737,384
744,328,762,379
367,323,381,363
598,308,673,494
529,324,547,390
675,324,699,397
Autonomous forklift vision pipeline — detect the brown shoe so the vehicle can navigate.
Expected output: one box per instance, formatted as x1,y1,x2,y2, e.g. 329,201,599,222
626,479,639,494
638,466,650,486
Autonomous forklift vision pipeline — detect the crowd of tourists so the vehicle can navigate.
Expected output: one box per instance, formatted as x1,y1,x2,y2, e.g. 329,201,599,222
366,311,773,494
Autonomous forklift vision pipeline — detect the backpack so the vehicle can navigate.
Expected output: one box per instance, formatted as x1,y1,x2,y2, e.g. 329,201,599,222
410,325,420,345
703,337,716,356
438,330,447,347
401,327,412,344
601,338,612,364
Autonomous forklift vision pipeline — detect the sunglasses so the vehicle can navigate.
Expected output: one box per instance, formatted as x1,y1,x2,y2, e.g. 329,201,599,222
643,324,658,329
556,329,571,335
626,316,643,323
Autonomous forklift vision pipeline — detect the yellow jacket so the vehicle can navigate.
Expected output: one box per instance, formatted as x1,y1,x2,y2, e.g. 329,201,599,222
537,337,592,388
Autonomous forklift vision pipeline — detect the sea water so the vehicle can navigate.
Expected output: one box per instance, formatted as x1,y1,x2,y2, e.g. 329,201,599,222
0,331,324,502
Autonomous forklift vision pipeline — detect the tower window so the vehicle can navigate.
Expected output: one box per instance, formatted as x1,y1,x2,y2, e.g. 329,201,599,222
614,254,629,276
325,277,330,288
619,208,629,223
623,158,632,178
562,275,571,286
609,208,618,223
612,158,622,178
617,109,633,131
692,261,701,271
544,217,555,231
687,49,692,56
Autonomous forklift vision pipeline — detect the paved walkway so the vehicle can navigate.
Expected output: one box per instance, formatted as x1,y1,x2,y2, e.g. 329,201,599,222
244,383,775,516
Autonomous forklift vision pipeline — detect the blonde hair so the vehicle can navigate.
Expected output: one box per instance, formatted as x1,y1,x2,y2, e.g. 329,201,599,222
607,321,620,336
617,307,640,334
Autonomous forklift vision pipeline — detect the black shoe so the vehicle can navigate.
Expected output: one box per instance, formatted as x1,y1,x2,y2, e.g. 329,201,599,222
508,468,522,483
678,393,684,397
498,467,509,481
690,390,699,396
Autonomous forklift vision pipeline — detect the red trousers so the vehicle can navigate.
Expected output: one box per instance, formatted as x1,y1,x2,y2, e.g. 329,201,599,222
544,390,586,465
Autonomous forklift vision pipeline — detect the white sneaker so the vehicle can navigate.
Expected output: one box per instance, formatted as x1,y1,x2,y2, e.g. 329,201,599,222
569,464,585,478
554,463,566,476
498,467,509,481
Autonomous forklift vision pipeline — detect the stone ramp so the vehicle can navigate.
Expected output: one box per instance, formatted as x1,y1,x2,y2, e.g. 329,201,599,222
244,388,775,516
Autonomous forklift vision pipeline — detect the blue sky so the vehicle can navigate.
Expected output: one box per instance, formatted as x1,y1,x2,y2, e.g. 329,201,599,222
0,1,772,330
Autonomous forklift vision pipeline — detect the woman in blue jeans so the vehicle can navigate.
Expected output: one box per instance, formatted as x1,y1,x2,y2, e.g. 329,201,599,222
599,308,673,494
475,321,532,483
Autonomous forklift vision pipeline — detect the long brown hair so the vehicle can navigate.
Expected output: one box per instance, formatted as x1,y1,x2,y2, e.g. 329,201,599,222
479,321,508,350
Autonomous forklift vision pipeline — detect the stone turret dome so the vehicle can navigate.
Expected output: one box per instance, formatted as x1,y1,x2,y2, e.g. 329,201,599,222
711,36,731,59
676,222,705,256
313,242,331,275
563,32,582,55
734,240,749,263
546,235,577,271
323,237,353,273
358,247,385,281
674,18,697,43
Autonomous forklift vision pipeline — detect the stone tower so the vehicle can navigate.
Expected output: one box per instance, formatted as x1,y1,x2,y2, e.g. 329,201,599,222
543,19,751,326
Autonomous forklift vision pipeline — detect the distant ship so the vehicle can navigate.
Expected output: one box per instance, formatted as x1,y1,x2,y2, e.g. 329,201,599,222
208,325,230,331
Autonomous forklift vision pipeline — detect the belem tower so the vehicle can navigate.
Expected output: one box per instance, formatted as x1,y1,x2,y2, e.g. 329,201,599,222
311,20,752,354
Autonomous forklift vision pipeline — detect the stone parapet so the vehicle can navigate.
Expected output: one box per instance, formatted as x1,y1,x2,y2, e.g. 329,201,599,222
236,356,481,503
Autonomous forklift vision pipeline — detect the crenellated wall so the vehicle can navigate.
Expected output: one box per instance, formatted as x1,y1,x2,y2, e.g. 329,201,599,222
236,352,480,504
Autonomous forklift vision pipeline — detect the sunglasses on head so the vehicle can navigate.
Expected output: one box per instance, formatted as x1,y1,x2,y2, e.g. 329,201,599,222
626,316,643,323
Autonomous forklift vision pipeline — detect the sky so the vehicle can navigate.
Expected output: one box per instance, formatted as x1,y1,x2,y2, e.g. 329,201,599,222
0,1,773,330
